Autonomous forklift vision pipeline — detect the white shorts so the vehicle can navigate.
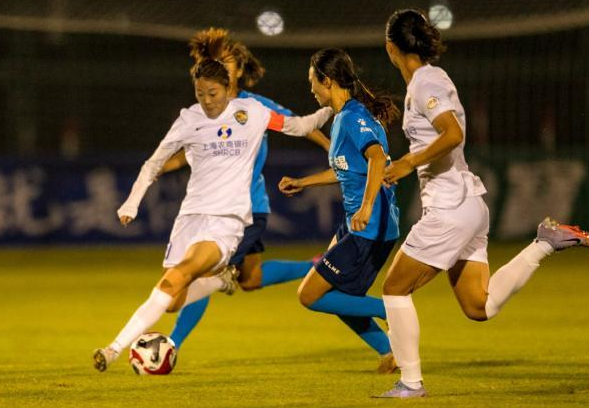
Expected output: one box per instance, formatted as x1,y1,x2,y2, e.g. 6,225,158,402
401,196,489,270
163,214,245,269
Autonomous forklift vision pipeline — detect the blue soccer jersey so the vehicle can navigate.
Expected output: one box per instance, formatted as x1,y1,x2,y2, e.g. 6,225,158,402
238,90,293,214
328,99,400,241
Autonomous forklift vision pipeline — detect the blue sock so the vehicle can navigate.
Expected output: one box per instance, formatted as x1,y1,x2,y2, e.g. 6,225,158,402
260,260,312,287
338,315,391,355
169,297,210,349
308,290,386,320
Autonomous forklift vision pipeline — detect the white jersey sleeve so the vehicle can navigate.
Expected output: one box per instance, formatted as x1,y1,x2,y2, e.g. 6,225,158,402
280,107,333,136
117,113,190,219
248,95,332,137
412,79,456,123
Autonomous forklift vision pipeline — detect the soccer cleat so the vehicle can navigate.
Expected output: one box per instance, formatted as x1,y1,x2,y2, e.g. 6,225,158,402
375,380,427,398
536,217,589,251
93,347,119,372
376,352,399,374
218,265,240,295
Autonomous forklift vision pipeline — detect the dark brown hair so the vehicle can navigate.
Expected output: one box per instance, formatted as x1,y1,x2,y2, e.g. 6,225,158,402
385,9,446,63
192,59,230,88
189,27,265,89
310,48,400,129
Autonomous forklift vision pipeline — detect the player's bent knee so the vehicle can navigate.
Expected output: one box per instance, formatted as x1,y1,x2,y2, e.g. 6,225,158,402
157,267,192,298
239,279,261,292
462,305,488,322
166,289,188,313
237,265,263,291
297,286,314,308
382,280,411,296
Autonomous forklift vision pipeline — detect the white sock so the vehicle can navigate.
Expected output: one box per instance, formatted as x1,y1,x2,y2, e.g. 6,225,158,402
485,241,554,319
110,288,173,353
383,295,422,385
183,276,225,307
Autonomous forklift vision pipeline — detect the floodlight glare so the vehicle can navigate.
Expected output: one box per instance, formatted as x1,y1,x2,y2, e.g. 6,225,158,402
428,4,453,30
256,11,284,36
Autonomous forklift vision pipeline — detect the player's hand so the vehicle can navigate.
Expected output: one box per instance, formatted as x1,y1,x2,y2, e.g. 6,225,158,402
119,215,134,227
384,157,415,184
279,177,304,196
351,205,372,231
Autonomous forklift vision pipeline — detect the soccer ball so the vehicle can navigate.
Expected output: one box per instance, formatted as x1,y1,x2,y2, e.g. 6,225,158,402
129,332,177,375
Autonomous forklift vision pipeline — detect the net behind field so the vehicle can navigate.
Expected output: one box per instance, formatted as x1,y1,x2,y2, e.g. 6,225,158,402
1,0,588,44
0,1,588,241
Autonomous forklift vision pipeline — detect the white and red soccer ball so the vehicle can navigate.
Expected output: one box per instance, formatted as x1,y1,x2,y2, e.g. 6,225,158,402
129,332,177,375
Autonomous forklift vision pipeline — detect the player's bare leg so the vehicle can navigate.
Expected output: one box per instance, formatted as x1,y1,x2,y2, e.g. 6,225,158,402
452,218,589,322
165,264,238,314
448,260,489,321
297,235,338,307
237,253,263,291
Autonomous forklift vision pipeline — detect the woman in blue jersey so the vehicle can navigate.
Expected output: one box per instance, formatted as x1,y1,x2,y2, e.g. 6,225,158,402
279,48,401,372
377,9,589,398
158,28,331,350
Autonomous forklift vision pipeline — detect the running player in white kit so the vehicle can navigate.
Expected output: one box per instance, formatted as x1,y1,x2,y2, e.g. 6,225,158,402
377,9,589,398
92,59,332,372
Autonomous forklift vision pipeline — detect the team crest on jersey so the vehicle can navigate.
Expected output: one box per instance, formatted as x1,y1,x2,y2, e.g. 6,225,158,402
426,96,439,110
357,118,367,126
217,125,232,139
234,110,248,125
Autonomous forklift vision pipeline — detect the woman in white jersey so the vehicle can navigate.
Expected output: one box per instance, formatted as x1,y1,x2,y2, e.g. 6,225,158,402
377,9,589,398
158,28,331,353
92,59,332,372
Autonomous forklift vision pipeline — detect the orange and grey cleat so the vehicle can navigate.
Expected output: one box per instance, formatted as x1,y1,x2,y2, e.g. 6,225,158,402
536,217,589,251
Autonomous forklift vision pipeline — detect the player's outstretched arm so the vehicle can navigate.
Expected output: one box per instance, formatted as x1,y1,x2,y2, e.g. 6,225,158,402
158,149,188,176
117,142,180,225
305,129,330,151
273,107,333,137
279,168,338,197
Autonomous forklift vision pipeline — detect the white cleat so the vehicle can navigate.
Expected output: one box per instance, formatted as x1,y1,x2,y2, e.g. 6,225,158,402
93,347,119,372
218,265,240,295
374,380,427,398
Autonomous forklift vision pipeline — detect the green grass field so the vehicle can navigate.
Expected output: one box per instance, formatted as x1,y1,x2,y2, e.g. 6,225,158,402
1,243,588,408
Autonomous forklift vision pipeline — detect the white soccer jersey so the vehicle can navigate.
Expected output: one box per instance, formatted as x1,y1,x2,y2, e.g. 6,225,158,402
117,98,332,226
158,98,276,224
402,64,486,209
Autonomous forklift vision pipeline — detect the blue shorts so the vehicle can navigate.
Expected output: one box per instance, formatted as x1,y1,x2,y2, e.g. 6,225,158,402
229,213,267,266
315,223,396,296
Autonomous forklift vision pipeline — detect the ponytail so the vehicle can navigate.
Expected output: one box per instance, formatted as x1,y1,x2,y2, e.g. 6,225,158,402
311,48,400,129
351,79,400,129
